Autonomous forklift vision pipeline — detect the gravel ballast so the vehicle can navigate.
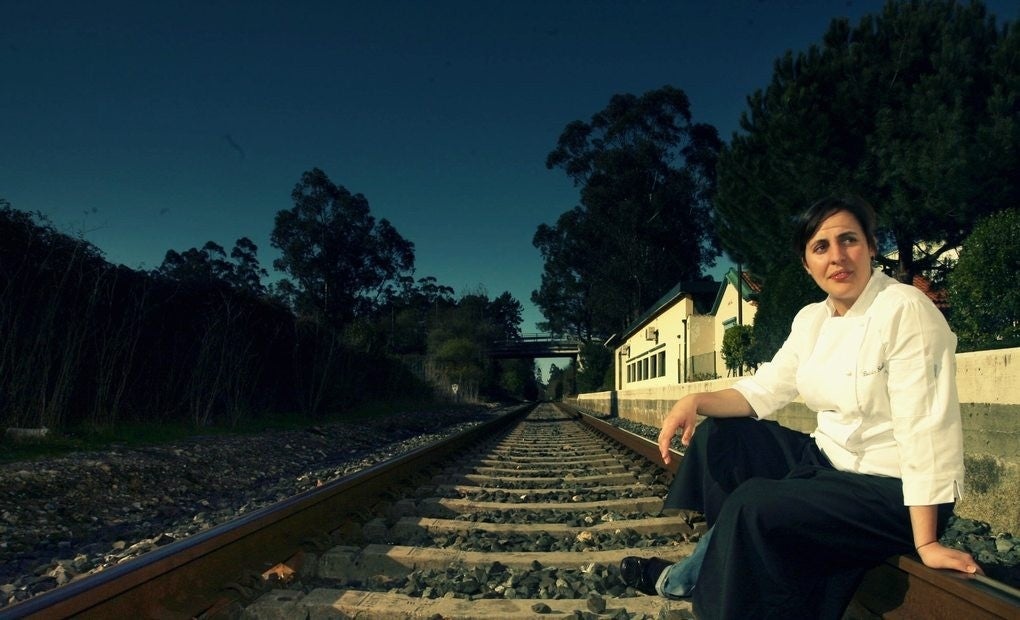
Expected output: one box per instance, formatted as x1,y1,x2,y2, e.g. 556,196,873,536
2,404,1016,611
0,405,503,609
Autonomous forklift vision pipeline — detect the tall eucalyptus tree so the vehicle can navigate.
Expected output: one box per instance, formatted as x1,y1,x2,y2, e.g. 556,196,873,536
271,168,415,326
534,86,722,339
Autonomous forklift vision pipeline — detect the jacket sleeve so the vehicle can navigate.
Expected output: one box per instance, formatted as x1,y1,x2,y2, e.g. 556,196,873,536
882,292,965,505
732,304,819,419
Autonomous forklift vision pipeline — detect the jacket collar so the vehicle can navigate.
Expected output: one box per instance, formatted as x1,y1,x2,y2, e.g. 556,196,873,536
824,268,892,317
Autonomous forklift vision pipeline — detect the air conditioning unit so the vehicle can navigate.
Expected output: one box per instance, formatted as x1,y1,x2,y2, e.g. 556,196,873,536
644,326,658,341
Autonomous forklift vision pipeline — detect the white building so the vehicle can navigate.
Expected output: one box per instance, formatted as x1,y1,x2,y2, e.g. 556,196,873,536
607,269,759,391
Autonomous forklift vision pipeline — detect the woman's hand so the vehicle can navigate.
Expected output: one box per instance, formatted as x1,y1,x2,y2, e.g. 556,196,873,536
658,395,699,464
657,389,754,464
916,542,983,575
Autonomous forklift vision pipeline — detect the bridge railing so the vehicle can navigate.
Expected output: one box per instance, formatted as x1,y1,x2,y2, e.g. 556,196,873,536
487,334,583,358
491,333,583,345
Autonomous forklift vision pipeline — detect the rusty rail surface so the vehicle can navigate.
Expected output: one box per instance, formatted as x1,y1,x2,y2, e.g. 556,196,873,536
0,404,534,620
559,402,1020,620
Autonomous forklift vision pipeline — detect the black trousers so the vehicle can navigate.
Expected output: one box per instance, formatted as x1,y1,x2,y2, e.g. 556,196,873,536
664,417,952,620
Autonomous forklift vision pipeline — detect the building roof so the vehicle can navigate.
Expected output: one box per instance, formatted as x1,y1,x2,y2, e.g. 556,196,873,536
709,267,761,316
609,279,719,346
911,274,949,309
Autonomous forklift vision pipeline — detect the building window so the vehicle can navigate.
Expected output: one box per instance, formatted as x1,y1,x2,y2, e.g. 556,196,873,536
650,355,657,378
658,351,666,377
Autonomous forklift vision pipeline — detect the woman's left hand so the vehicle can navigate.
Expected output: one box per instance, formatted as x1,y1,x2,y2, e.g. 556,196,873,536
916,542,984,575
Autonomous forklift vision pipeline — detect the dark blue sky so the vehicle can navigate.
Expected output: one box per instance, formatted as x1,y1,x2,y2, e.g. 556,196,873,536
3,1,1017,353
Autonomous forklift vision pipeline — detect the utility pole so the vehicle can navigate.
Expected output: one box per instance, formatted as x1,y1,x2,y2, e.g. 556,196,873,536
681,317,688,383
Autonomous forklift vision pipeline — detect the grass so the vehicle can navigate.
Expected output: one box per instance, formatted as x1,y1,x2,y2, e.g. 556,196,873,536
0,397,472,465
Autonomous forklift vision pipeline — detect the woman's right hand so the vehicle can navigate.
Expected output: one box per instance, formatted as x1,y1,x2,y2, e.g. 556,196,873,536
917,542,984,575
657,389,755,464
658,395,699,464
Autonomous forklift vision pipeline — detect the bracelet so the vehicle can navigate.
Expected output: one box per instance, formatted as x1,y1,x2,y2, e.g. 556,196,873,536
915,540,938,551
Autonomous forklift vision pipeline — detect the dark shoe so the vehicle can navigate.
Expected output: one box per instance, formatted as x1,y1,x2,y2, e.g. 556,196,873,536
620,556,672,595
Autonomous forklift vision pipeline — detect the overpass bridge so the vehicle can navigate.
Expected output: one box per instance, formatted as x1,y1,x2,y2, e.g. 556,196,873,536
487,333,582,360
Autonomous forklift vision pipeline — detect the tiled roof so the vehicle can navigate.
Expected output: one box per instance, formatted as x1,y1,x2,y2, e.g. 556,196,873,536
710,268,761,316
912,274,948,309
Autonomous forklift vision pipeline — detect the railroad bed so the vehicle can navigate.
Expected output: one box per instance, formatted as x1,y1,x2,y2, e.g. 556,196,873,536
4,402,1018,619
245,403,697,618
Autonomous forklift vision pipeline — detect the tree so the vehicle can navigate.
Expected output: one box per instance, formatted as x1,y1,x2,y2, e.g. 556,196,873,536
575,342,613,393
158,241,233,284
348,275,457,356
545,363,568,400
714,0,1018,357
271,168,415,325
487,291,524,341
721,324,764,376
229,237,269,295
158,238,268,296
948,209,1020,351
535,86,723,340
425,290,532,401
531,207,599,338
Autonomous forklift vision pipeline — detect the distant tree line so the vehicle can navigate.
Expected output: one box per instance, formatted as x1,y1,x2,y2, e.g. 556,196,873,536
0,168,536,431
535,0,1019,392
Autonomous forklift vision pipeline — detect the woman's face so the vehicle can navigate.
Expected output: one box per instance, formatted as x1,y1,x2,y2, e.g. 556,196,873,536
803,209,875,316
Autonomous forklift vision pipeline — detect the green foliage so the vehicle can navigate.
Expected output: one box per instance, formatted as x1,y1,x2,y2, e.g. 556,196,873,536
495,359,540,402
158,237,269,295
425,290,534,402
715,0,1017,356
370,275,457,356
749,263,824,362
535,86,722,339
948,209,1020,351
575,342,613,393
544,363,572,400
271,168,415,326
0,200,433,431
721,324,755,375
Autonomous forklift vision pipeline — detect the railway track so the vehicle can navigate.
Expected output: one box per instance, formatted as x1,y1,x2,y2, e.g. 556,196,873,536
3,402,1018,619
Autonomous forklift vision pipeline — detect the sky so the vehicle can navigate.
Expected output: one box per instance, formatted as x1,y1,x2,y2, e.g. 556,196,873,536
3,0,1018,375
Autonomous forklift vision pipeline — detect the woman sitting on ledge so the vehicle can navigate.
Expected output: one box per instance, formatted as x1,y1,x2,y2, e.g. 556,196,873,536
621,195,983,619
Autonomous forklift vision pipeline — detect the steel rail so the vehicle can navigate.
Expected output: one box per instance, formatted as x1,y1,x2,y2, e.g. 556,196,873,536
0,404,534,620
560,402,1020,620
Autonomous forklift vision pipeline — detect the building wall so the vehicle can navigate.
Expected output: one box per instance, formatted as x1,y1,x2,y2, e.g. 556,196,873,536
571,346,1020,536
617,296,694,390
688,314,716,380
616,275,758,388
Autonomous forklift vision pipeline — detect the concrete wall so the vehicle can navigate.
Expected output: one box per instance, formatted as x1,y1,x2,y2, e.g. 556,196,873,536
571,347,1020,535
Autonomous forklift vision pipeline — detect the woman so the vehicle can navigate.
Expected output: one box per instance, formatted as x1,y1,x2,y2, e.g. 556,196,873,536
620,196,982,619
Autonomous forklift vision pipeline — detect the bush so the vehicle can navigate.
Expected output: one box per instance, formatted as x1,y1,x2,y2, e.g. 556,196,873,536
948,210,1020,351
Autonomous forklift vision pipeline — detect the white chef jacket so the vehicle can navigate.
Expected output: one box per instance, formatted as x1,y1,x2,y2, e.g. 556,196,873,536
733,269,965,506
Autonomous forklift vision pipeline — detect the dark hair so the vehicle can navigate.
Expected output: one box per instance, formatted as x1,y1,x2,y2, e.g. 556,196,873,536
793,195,877,258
